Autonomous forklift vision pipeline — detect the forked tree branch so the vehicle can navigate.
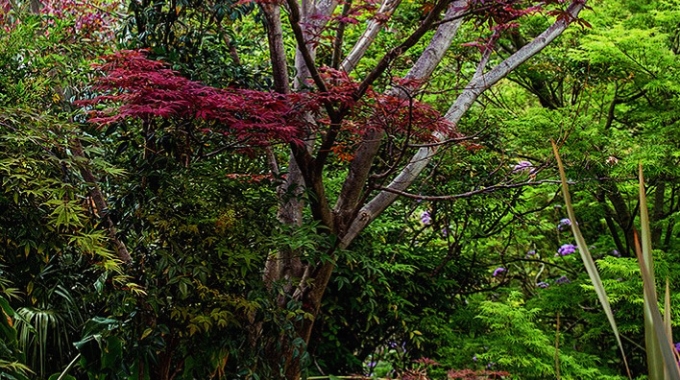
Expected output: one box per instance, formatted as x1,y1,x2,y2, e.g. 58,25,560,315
340,0,588,248
333,1,469,233
351,0,452,103
314,0,451,179
331,0,353,69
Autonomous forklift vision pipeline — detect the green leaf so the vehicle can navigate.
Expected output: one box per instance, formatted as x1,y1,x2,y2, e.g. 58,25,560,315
664,279,674,380
552,141,632,378
636,165,680,380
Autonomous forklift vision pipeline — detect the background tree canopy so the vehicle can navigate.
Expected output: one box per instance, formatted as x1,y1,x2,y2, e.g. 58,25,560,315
1,0,679,379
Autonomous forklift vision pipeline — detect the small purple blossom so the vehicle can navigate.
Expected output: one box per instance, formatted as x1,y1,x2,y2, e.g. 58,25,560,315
675,342,680,353
557,218,572,231
420,211,432,225
512,160,533,173
492,267,506,277
610,249,621,258
526,249,536,257
472,355,478,362
557,244,577,256
537,281,549,288
555,276,570,285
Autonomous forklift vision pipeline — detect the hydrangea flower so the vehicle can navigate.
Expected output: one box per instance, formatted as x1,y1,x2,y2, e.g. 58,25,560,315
492,267,506,277
556,275,570,285
537,281,549,288
557,244,577,256
420,211,432,225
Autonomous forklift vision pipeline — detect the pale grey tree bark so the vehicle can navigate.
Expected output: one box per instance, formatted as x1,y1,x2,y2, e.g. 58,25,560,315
340,0,402,73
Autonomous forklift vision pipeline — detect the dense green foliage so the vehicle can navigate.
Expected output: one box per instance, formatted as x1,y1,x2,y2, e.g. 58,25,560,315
1,0,679,379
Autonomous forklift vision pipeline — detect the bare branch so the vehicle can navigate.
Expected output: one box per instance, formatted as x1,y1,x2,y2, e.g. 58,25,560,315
375,179,568,201
340,0,402,74
285,0,330,95
331,0,353,69
474,44,493,79
407,126,488,148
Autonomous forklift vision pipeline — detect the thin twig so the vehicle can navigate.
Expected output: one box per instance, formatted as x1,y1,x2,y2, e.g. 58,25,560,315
375,179,569,201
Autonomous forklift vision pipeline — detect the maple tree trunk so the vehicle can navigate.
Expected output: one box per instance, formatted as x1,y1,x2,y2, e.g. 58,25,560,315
256,1,587,378
279,3,467,378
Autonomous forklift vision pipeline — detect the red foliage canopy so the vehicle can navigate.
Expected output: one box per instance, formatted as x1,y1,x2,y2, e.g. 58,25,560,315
78,50,307,146
79,50,451,155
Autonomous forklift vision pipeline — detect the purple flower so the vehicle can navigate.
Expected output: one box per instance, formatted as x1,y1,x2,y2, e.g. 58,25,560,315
556,275,570,285
526,249,536,257
492,267,506,277
441,227,448,237
420,211,432,225
512,160,533,173
675,342,680,353
557,218,572,231
611,249,621,257
537,281,549,288
557,244,577,256
472,355,478,362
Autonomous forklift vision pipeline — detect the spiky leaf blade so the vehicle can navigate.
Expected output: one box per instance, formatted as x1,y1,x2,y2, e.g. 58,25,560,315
637,166,680,379
551,141,631,378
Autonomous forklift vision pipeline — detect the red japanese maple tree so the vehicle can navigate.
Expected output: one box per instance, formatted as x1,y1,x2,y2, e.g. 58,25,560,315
77,0,589,378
